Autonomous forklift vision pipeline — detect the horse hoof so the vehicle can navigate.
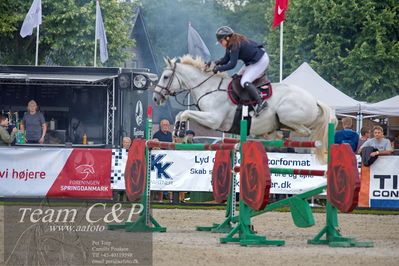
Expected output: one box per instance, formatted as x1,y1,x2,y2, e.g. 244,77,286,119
178,130,186,138
178,121,187,137
173,121,181,137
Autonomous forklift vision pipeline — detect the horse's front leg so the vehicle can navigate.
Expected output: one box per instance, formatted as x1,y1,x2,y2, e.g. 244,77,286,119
173,111,184,137
179,110,224,134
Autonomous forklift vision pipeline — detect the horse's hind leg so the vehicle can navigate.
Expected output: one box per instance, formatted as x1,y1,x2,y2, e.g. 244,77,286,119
281,122,312,137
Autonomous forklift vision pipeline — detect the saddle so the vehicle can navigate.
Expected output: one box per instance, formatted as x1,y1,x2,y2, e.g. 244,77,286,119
227,74,272,105
226,74,272,135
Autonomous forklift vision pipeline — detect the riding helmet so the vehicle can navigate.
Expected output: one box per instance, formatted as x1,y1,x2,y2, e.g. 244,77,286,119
216,26,234,42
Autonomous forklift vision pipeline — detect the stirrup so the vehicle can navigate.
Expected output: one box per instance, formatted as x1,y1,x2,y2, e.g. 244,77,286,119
255,100,267,116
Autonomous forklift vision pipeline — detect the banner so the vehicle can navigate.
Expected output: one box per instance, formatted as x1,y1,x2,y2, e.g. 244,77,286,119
359,156,399,208
47,149,112,199
0,148,71,197
110,149,128,189
149,150,327,194
0,148,112,199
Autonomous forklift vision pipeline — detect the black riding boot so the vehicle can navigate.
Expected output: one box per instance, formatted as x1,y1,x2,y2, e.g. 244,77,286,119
244,82,268,115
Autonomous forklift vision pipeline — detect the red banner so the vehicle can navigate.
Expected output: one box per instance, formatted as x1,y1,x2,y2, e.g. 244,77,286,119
327,144,360,213
240,141,271,211
47,149,112,199
212,150,232,203
125,139,147,201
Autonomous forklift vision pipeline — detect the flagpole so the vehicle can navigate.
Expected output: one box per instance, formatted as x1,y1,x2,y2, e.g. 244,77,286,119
94,2,98,67
94,29,97,67
35,25,39,66
187,22,191,130
279,22,283,82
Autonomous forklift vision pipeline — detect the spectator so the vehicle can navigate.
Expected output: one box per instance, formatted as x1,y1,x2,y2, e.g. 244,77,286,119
359,126,393,157
357,127,371,153
153,120,173,202
394,134,399,150
122,136,132,150
0,115,17,146
20,100,47,144
149,138,164,203
116,136,133,202
185,130,196,144
171,136,187,202
153,119,173,142
334,117,359,152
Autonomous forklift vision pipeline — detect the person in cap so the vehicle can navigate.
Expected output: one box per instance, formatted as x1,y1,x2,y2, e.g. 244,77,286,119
211,26,269,115
185,129,196,143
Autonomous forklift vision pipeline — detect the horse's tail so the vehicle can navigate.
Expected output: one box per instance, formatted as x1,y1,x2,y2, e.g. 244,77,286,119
312,101,337,164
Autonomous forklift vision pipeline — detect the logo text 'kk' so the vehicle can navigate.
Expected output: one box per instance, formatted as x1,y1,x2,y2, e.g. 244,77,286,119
151,154,172,179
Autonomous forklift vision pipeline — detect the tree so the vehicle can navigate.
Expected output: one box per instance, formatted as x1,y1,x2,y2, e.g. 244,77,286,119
0,0,136,67
141,0,268,70
266,0,398,102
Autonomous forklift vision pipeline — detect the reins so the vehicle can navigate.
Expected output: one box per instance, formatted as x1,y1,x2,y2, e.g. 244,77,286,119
154,63,227,110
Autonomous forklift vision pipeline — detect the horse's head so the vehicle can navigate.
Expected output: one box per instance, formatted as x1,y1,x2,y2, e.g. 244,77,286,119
153,57,179,105
153,55,224,106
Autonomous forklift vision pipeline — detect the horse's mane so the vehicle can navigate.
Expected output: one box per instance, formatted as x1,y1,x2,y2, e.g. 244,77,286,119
166,55,228,78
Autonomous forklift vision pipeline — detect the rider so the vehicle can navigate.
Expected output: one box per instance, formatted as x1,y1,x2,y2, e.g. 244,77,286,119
212,26,269,115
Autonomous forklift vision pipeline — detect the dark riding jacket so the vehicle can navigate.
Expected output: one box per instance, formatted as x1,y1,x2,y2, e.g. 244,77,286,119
215,39,265,72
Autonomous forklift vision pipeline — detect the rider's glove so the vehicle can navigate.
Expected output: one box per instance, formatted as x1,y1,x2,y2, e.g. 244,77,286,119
212,66,219,74
205,61,212,68
232,74,241,79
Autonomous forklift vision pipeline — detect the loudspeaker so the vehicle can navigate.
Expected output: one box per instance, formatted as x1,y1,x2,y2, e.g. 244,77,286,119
117,72,149,90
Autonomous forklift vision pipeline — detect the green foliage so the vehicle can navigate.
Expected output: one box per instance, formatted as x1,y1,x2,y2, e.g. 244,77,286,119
0,0,136,67
266,0,398,102
141,0,268,69
1,0,396,101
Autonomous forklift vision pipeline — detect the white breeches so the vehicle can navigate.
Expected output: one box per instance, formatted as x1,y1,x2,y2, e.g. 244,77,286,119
239,53,270,87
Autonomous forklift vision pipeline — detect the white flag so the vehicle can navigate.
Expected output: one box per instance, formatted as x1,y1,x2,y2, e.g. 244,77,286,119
96,1,108,63
188,24,211,62
20,0,42,38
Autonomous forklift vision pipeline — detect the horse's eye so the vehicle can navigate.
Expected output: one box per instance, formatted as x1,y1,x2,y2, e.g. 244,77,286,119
163,76,169,80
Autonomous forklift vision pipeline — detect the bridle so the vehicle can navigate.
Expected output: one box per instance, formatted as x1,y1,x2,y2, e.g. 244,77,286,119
154,63,179,100
154,62,224,109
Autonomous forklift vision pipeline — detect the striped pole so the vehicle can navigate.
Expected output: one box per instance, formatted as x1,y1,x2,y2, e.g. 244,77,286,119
145,141,237,151
223,138,321,148
233,166,325,176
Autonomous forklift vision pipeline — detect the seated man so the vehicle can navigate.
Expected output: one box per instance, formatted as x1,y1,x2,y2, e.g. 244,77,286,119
359,126,393,157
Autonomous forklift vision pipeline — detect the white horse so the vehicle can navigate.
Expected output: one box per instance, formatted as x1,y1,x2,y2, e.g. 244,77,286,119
153,55,337,163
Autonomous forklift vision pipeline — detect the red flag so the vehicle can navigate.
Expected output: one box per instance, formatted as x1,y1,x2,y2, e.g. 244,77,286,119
272,0,289,28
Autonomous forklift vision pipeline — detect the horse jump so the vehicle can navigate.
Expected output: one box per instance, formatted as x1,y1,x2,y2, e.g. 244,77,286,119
110,106,373,247
200,120,373,247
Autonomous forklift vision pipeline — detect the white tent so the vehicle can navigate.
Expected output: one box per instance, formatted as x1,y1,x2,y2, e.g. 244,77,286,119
362,95,399,117
283,62,399,131
282,62,363,114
